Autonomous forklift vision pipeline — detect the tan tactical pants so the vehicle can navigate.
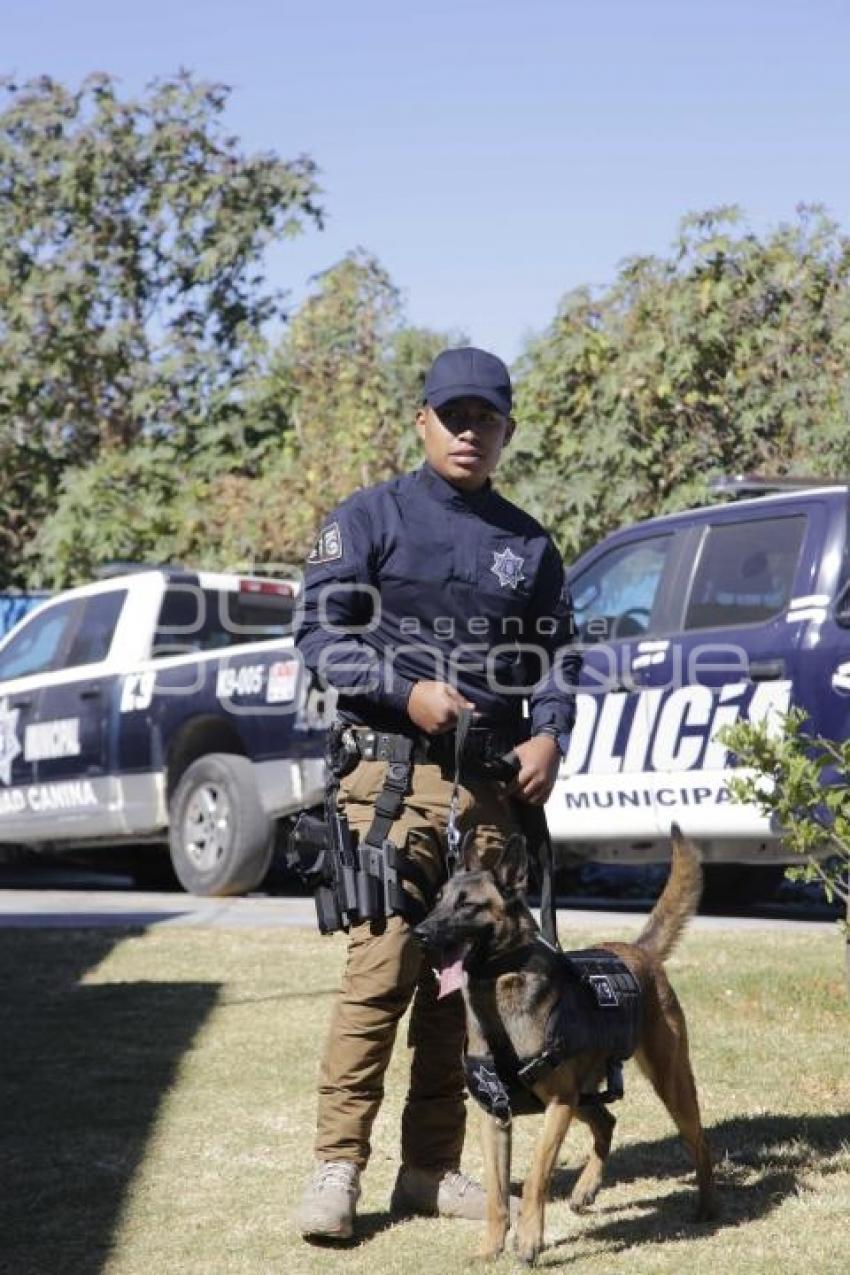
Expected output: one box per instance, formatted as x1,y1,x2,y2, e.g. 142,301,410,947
314,758,521,1171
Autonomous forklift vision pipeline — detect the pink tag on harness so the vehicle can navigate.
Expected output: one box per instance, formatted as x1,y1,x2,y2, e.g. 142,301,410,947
437,957,465,999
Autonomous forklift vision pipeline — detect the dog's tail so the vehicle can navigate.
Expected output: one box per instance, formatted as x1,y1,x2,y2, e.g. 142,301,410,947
635,823,702,963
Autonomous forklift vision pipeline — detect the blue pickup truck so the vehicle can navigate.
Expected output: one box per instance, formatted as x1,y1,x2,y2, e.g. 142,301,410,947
0,568,328,895
547,477,850,881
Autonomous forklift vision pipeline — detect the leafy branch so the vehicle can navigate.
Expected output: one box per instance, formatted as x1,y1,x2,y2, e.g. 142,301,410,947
718,708,850,927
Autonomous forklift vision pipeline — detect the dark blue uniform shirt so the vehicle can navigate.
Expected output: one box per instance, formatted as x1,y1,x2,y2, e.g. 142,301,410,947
296,463,581,739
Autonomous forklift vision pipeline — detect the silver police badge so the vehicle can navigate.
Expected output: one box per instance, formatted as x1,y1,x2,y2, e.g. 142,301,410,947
491,546,525,589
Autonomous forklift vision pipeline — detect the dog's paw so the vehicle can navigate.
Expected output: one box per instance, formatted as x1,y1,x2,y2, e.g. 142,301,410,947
513,1230,541,1266
515,1247,539,1267
474,1245,505,1264
569,1184,599,1214
475,1223,509,1263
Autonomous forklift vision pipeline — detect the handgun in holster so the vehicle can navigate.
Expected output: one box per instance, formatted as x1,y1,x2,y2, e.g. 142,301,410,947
285,801,356,934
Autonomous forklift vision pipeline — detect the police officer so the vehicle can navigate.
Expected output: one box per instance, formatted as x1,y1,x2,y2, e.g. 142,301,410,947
294,347,581,1240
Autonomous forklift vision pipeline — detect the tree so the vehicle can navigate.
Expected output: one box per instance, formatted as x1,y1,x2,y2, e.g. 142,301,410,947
504,206,850,560
719,710,850,991
30,444,211,586
0,71,323,586
176,252,461,569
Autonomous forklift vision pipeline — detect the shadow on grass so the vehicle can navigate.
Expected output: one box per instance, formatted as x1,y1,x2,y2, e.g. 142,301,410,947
0,928,220,1275
535,1111,850,1262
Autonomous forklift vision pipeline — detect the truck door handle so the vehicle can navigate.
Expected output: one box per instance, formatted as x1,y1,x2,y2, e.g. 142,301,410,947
79,686,102,700
748,659,786,682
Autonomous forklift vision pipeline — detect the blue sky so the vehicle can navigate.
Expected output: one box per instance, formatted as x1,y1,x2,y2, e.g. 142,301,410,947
6,0,850,362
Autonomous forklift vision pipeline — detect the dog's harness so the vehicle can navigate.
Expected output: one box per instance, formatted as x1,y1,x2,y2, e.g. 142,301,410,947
438,714,634,1122
464,938,642,1124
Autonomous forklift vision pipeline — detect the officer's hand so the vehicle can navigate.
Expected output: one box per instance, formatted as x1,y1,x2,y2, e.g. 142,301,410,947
507,735,561,805
407,681,476,735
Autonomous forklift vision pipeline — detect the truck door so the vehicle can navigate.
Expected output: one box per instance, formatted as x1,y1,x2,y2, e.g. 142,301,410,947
0,597,82,840
549,529,683,847
30,589,128,834
639,504,820,842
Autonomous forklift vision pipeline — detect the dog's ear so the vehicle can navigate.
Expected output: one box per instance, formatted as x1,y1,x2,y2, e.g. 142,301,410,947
461,828,482,872
493,834,529,895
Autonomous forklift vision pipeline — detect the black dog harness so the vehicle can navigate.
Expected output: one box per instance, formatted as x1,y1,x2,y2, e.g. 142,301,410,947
464,941,642,1124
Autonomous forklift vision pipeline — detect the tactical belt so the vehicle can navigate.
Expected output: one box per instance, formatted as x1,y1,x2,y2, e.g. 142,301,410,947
322,719,558,942
347,724,520,775
289,725,429,932
319,721,518,925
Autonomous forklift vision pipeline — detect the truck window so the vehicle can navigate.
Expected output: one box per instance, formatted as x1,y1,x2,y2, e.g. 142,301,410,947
64,590,127,667
220,591,295,641
571,535,672,642
0,600,78,681
683,515,806,630
153,586,294,656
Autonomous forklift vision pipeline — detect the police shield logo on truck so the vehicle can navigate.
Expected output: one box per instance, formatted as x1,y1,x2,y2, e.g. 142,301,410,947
0,698,22,786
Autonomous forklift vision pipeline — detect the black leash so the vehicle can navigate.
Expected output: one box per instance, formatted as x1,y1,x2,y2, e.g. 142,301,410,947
446,708,560,950
445,707,473,877
520,802,560,950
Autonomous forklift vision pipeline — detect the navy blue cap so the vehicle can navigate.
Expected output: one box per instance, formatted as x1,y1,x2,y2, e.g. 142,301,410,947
424,347,512,417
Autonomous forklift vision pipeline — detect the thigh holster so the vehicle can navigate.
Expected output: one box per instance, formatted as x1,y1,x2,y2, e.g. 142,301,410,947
287,729,434,933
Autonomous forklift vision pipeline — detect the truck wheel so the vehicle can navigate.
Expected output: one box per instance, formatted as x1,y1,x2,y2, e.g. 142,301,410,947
168,753,273,897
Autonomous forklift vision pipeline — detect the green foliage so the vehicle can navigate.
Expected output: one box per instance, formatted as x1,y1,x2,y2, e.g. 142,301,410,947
8,91,850,597
28,445,212,587
718,709,850,932
505,205,850,559
0,71,322,586
0,435,63,579
176,251,461,565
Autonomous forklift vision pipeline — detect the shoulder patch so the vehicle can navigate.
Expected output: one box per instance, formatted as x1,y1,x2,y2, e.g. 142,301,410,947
307,521,343,565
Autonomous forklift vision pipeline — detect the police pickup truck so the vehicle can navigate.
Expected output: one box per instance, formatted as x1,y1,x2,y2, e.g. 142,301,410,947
0,568,327,895
547,477,850,884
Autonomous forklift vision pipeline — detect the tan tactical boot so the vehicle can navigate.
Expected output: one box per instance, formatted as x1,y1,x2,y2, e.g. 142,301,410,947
295,1160,361,1240
390,1166,515,1222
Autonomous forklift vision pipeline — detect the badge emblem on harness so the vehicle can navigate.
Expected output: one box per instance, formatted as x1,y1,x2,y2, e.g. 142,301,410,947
588,974,619,1008
467,1061,512,1121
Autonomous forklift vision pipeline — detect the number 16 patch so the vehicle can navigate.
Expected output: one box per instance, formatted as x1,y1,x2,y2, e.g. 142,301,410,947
307,521,343,565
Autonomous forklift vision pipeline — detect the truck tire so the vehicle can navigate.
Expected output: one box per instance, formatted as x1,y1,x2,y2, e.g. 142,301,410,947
168,753,273,897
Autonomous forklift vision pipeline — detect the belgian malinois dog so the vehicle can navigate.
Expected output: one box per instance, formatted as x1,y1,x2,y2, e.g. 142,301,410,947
415,824,717,1264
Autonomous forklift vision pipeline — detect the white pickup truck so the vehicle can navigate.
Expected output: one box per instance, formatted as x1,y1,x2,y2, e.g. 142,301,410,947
0,567,328,895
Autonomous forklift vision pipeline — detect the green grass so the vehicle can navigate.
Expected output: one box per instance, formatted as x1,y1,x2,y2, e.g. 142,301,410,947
1,922,848,1275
